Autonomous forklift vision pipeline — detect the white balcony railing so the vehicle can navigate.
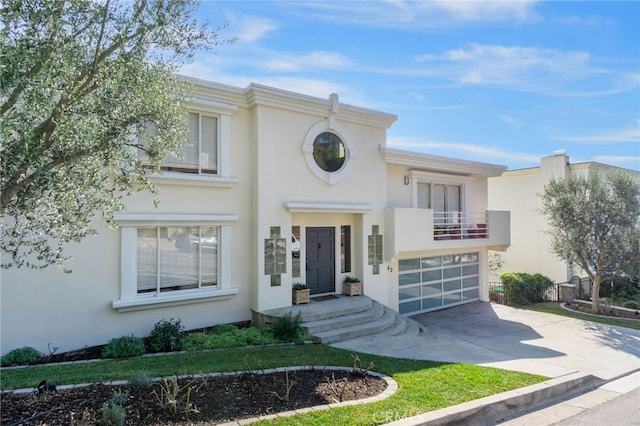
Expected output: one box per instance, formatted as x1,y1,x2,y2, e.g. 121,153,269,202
432,211,488,240
384,208,510,261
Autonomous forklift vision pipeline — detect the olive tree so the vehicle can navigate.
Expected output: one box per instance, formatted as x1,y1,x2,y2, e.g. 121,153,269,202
540,170,640,313
1,0,228,270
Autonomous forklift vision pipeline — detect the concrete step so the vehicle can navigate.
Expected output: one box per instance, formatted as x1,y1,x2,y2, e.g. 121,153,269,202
303,302,384,334
256,295,422,345
312,305,397,344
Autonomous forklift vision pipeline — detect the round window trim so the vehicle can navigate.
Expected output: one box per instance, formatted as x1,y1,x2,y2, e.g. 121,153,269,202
313,131,346,172
302,120,357,184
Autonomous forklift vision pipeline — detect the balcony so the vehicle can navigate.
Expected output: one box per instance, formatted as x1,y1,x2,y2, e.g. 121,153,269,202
384,208,510,260
433,211,488,240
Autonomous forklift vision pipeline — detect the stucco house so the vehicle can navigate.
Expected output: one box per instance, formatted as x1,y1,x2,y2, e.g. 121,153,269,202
488,151,640,284
1,77,510,355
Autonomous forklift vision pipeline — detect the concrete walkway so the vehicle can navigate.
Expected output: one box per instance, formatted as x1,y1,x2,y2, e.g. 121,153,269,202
331,301,640,425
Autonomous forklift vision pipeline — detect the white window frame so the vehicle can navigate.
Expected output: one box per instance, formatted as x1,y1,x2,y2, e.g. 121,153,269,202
150,98,238,188
302,118,358,184
410,171,471,211
112,213,239,312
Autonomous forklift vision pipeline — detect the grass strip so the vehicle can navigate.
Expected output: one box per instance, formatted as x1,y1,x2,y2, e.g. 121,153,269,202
1,344,545,425
523,302,640,330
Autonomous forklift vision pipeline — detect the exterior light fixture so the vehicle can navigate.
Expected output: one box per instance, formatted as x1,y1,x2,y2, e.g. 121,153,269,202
404,175,410,185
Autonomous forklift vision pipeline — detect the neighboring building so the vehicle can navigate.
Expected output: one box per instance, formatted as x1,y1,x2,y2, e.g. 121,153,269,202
488,151,640,284
1,78,510,354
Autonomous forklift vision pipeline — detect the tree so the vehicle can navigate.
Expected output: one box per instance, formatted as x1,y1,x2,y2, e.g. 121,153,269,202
1,0,228,270
540,170,640,313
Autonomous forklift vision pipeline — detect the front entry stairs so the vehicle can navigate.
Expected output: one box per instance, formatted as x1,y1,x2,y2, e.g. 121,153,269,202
256,295,424,344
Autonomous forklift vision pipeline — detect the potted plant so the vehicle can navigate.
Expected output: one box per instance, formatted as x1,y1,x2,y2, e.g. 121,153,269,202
343,276,362,296
292,283,310,305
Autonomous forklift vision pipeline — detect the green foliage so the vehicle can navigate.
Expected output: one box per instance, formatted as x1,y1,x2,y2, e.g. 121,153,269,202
182,325,279,351
101,401,126,426
540,171,640,312
101,391,128,426
0,0,231,270
101,336,146,359
148,318,184,353
271,311,305,342
127,374,152,386
0,346,43,367
499,272,555,306
343,276,361,283
292,282,308,290
623,300,639,309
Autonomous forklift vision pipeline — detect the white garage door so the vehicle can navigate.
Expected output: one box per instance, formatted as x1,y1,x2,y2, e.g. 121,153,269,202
398,252,480,315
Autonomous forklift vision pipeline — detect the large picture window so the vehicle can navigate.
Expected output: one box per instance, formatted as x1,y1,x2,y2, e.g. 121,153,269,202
137,226,218,294
114,209,237,312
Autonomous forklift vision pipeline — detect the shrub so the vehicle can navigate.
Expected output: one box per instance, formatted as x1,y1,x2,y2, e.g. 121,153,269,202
1,346,43,367
101,336,146,359
623,300,639,310
101,389,129,424
148,318,184,353
182,326,279,351
500,272,554,306
210,324,238,334
271,311,304,342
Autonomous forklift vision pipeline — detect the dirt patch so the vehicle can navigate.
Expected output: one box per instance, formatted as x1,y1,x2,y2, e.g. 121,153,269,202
1,369,388,425
563,302,640,320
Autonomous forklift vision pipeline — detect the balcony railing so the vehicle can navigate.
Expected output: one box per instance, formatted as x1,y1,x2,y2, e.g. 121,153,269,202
433,211,488,240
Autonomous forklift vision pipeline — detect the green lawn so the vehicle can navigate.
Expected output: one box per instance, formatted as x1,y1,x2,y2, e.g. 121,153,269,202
523,302,640,330
1,344,546,425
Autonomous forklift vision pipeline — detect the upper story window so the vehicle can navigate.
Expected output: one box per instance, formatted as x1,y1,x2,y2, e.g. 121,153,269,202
140,112,218,175
163,113,218,175
313,132,346,172
303,121,357,184
138,98,238,186
417,183,461,213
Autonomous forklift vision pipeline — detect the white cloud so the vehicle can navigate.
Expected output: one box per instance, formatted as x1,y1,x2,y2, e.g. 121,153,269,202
552,121,640,144
387,137,541,164
227,15,279,44
498,114,521,129
424,0,539,23
416,44,593,92
263,51,353,73
287,0,540,28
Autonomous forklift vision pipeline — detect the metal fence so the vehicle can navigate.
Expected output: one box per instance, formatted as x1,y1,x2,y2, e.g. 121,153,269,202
489,281,560,306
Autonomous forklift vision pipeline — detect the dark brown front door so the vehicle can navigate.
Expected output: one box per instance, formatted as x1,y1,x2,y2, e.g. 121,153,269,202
306,227,335,295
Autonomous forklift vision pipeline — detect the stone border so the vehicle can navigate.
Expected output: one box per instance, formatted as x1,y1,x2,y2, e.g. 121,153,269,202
6,366,398,424
560,302,640,321
1,340,317,371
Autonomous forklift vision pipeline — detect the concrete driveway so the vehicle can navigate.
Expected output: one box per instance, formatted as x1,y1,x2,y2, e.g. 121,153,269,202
332,301,640,380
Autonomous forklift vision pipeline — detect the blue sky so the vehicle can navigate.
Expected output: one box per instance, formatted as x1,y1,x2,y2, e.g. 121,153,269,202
183,1,640,171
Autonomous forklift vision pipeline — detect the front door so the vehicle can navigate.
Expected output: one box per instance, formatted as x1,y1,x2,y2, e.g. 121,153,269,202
306,227,335,295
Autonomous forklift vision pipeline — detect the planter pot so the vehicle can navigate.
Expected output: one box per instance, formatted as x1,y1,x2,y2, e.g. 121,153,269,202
343,282,362,296
292,289,310,305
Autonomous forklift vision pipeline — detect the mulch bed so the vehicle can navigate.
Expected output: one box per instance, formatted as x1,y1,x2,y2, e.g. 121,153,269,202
563,302,640,319
1,369,388,425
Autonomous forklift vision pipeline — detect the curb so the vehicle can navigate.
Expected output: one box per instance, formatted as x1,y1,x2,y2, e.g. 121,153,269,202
385,371,602,426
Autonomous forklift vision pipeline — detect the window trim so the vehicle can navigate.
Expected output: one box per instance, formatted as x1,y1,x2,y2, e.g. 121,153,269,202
302,119,358,184
143,99,236,184
113,213,238,312
410,171,471,210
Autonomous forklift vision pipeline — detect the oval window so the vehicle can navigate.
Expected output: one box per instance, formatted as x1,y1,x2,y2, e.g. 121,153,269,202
313,132,346,172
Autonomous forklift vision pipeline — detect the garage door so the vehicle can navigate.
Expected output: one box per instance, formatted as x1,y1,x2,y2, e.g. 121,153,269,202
398,252,480,315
